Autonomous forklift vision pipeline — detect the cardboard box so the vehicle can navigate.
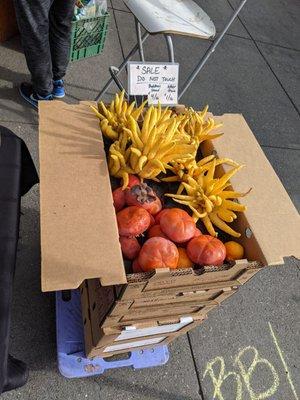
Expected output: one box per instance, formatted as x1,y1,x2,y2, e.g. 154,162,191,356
81,260,261,356
81,279,206,357
39,101,300,357
0,0,18,43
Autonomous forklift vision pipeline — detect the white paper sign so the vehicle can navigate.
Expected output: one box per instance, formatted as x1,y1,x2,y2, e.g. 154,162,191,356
128,62,179,105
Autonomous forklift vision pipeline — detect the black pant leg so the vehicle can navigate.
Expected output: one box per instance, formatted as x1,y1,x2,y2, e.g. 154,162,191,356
13,0,53,96
49,0,76,81
0,127,38,394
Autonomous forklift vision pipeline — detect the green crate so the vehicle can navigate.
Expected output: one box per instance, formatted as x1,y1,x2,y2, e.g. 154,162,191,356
70,12,109,62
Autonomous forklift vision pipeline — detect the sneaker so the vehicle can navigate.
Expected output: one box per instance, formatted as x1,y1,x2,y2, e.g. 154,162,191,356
52,79,65,98
19,82,53,109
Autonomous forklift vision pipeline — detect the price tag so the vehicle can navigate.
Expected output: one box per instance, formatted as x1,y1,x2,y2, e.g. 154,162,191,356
128,62,179,106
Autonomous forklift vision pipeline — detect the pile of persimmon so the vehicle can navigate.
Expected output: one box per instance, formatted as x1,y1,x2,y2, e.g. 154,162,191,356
113,175,243,273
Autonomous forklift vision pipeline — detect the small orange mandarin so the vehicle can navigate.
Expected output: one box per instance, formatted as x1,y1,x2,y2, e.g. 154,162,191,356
224,241,244,260
177,247,194,269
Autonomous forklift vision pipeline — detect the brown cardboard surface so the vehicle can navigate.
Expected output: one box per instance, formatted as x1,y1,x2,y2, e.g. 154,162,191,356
86,330,184,358
69,107,300,358
82,262,260,357
104,303,216,325
39,101,126,291
202,114,300,266
87,262,258,329
119,261,260,301
81,281,205,358
110,290,233,313
40,104,299,292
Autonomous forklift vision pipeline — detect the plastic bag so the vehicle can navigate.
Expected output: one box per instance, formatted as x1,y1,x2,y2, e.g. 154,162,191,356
74,0,107,20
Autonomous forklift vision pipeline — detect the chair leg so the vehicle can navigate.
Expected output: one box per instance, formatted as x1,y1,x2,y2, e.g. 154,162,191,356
95,32,150,101
109,66,127,94
164,34,175,63
179,0,248,100
135,18,145,62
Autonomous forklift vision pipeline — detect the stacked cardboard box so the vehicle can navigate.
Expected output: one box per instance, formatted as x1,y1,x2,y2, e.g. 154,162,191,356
81,260,261,357
39,102,300,358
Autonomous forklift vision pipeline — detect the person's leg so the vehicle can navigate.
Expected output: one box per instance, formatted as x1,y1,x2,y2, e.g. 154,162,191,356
50,0,76,97
13,0,53,97
0,126,38,395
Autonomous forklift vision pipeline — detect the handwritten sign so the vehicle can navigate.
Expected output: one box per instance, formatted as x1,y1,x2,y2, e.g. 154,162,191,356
128,62,179,105
203,323,299,400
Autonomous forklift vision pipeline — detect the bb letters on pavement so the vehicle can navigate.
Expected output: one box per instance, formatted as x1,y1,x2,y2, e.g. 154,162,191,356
203,323,299,400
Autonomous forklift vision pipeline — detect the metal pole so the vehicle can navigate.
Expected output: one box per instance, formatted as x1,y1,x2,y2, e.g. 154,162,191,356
179,0,248,100
109,66,127,94
165,34,175,63
95,31,150,101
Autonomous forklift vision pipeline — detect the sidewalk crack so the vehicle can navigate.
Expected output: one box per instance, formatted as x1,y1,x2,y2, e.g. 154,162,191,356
226,0,300,117
187,332,205,400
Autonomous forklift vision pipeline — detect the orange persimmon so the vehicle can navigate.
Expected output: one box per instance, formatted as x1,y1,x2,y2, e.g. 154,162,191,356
177,248,193,269
117,206,150,237
132,258,143,273
138,237,179,272
119,236,141,260
148,224,169,239
160,208,196,243
112,187,126,212
187,235,226,266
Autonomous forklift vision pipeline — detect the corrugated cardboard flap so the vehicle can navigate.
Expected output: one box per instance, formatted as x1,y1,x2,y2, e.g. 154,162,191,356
202,114,300,266
39,101,126,292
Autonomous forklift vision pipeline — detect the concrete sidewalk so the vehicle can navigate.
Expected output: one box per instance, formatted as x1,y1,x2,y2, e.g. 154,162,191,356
0,1,299,399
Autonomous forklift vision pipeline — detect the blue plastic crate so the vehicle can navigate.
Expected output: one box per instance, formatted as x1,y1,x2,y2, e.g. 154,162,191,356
56,290,169,378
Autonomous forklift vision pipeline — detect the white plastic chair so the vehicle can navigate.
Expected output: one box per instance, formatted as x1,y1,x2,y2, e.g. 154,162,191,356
95,0,248,101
